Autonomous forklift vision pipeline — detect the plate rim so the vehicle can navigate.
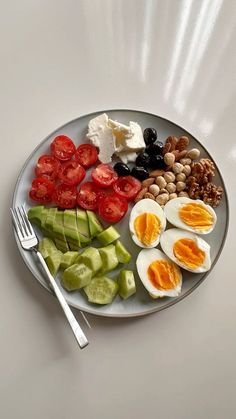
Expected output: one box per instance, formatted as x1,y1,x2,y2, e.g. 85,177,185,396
12,108,230,318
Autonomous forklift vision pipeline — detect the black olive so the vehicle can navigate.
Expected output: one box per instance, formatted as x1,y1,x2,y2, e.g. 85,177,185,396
135,153,150,168
146,141,163,156
131,166,149,181
149,154,166,169
143,127,157,145
113,162,130,176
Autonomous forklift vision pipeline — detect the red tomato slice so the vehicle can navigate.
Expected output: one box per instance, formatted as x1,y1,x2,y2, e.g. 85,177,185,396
58,161,86,186
98,193,128,223
52,184,77,209
113,176,141,201
91,164,118,188
35,155,61,180
77,182,107,210
75,144,98,168
50,135,76,161
29,177,55,204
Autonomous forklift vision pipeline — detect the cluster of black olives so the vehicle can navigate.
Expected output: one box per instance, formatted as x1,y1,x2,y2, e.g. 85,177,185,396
114,128,166,181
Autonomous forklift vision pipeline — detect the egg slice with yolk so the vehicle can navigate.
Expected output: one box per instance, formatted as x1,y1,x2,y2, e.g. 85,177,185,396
160,228,211,273
164,197,217,234
129,199,166,248
136,248,182,298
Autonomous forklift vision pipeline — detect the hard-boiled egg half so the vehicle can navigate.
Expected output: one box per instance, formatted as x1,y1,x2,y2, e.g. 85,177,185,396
136,248,182,298
129,199,166,248
164,197,217,234
160,228,211,273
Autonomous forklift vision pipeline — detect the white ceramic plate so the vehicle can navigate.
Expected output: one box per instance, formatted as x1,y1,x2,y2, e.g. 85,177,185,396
12,110,229,317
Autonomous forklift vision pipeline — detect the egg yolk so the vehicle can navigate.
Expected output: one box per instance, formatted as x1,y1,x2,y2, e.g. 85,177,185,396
148,259,180,290
179,203,213,231
173,238,205,269
134,213,161,246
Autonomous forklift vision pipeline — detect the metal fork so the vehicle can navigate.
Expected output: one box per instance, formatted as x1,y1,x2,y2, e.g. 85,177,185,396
10,205,89,349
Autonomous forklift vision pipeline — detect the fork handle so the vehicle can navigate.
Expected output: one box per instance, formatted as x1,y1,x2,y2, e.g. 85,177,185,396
37,251,89,349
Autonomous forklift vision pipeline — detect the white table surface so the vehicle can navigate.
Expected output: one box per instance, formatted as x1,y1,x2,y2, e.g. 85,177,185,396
1,1,236,418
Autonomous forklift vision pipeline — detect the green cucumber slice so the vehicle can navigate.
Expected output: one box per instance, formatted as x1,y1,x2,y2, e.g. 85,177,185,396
61,263,92,291
60,251,78,270
118,270,136,299
115,240,131,264
79,247,102,275
38,237,57,259
97,226,120,246
45,250,62,277
84,276,118,304
99,244,118,273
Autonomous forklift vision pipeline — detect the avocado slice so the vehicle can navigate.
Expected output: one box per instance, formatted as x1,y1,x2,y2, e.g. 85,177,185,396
76,209,91,246
28,206,44,227
63,210,81,250
45,207,57,231
86,210,103,238
53,210,69,252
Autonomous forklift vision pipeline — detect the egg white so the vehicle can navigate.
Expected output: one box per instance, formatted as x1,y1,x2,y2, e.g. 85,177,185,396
160,228,211,273
136,248,182,298
164,197,217,234
129,199,166,248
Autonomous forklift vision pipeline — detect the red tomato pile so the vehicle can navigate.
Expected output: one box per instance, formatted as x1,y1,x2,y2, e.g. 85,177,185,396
29,135,142,223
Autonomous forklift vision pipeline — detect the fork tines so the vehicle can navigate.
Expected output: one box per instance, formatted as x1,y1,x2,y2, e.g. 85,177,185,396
10,205,34,239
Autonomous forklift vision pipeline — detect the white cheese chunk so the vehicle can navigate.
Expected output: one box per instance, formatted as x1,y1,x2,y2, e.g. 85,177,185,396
87,113,109,147
124,121,145,151
86,113,145,163
115,151,137,164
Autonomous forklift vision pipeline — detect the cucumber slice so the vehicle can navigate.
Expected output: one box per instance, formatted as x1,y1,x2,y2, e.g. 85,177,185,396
79,247,102,275
84,276,118,304
99,244,118,273
61,263,92,291
97,226,120,246
118,270,136,299
86,210,103,238
115,240,131,264
38,237,57,259
45,250,62,277
60,251,78,270
76,209,91,246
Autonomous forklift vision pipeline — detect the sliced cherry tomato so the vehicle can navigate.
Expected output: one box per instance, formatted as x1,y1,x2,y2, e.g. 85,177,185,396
58,161,86,186
77,182,107,210
75,144,98,168
35,155,61,180
98,193,128,223
113,176,141,201
91,164,118,188
29,177,55,203
50,135,76,161
52,184,77,209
